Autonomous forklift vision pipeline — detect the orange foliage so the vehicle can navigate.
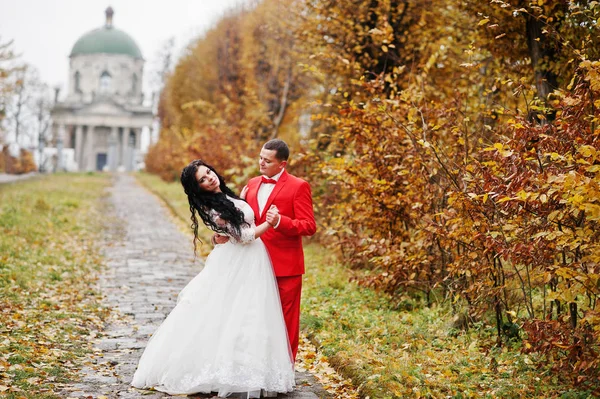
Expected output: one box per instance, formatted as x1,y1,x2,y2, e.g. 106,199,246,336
145,1,309,186
148,0,600,388
296,0,600,388
0,147,36,174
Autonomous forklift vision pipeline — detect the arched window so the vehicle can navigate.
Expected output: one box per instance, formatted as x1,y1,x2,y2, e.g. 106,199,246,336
74,71,81,93
99,71,112,93
131,73,138,95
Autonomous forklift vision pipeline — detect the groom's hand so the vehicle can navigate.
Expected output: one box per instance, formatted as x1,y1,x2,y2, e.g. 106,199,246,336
266,205,280,227
240,185,248,200
212,233,229,245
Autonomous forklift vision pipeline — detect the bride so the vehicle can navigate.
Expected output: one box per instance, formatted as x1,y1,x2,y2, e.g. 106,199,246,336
131,159,295,397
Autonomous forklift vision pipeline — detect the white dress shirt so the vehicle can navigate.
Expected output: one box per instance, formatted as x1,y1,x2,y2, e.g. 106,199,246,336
257,169,284,228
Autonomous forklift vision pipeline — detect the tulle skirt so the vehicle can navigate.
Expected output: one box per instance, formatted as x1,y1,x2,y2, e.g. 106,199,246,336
131,239,295,397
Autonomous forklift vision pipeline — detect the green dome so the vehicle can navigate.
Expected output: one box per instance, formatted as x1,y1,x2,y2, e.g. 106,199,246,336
70,26,143,59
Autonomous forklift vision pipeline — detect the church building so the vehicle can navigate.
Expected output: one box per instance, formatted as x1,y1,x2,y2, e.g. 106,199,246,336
51,7,153,172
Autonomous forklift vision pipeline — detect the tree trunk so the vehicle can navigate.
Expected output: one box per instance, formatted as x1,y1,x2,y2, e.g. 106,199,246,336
525,15,558,102
570,302,577,329
270,66,292,139
14,87,24,144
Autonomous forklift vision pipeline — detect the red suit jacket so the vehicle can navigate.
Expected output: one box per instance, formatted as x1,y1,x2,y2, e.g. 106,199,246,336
245,170,316,276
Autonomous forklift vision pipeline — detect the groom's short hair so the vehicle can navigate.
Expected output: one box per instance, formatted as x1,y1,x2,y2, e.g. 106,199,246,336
264,139,289,161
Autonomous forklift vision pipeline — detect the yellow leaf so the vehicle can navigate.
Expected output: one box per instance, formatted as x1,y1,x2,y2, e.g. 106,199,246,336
516,190,529,201
548,210,561,221
587,165,600,173
579,145,597,158
478,18,490,26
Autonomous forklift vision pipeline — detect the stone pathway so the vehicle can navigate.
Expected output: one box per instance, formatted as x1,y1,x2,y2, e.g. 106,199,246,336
60,174,325,399
0,172,38,184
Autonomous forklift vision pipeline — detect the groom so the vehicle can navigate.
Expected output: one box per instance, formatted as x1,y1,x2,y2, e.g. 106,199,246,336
215,139,316,361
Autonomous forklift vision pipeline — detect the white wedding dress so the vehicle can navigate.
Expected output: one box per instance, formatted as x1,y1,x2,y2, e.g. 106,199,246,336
131,197,295,397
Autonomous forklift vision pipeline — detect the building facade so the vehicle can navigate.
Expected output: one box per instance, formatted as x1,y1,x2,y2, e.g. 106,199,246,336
51,7,153,172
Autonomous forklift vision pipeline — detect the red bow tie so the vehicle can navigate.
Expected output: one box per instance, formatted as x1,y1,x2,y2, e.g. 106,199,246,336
261,176,278,184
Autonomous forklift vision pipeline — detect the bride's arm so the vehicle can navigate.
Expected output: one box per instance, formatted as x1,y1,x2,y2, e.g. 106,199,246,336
240,208,277,241
211,210,275,244
253,220,272,239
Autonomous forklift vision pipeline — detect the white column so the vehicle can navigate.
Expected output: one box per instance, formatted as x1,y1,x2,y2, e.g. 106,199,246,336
120,127,128,170
56,124,66,171
86,125,96,171
149,122,155,146
107,126,118,171
125,129,134,171
74,125,83,170
133,128,142,170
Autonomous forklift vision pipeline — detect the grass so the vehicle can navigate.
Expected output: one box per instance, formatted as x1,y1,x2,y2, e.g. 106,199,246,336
301,245,598,398
133,172,598,399
0,173,111,398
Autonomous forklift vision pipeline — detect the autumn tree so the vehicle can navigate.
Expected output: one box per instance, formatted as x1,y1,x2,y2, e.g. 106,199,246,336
2,64,52,150
238,0,310,143
0,40,46,173
146,9,250,181
147,0,600,389
463,1,600,109
0,37,17,143
146,0,311,185
294,0,600,387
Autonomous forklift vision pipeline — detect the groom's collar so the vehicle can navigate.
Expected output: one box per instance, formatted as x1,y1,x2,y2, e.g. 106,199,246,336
263,169,285,182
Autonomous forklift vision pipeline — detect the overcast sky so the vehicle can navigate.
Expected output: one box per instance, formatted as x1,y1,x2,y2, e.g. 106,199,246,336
0,0,246,94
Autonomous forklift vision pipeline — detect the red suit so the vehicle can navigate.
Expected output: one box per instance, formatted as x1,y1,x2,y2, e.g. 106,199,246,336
245,170,316,360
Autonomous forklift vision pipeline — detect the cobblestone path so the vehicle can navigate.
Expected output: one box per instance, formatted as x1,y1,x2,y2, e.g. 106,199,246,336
0,172,37,184
61,174,323,399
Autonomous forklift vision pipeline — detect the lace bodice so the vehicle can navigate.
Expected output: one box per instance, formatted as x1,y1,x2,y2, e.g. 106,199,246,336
209,196,257,244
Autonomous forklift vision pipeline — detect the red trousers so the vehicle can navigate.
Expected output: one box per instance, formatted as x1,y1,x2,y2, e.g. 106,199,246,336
276,275,302,361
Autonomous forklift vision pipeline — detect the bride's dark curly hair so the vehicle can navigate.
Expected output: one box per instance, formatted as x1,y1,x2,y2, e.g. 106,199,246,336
180,159,248,253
